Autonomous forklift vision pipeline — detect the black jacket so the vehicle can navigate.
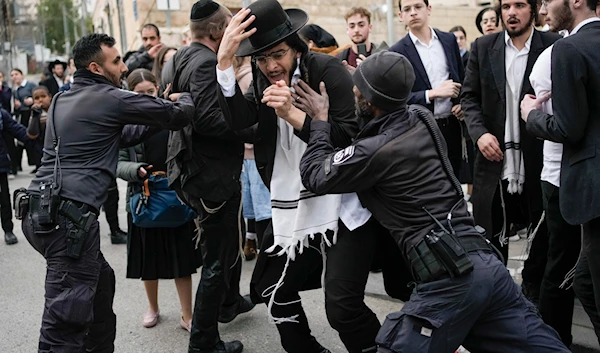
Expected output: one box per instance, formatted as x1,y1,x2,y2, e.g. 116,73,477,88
0,108,30,173
527,21,600,225
40,76,61,96
28,69,193,210
389,29,465,114
218,51,359,189
300,106,474,258
461,29,560,234
167,42,244,204
125,46,154,74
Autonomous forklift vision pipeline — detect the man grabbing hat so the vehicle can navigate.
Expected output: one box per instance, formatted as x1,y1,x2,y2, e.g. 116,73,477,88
216,1,414,353
297,51,571,352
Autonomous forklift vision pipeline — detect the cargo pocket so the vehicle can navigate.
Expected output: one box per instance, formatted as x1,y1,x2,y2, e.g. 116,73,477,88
376,306,443,353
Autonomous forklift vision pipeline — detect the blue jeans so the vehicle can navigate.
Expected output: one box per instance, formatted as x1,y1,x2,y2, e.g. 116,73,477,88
241,159,271,221
376,251,569,353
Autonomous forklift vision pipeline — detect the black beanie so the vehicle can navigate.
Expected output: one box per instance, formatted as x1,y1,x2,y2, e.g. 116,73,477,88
352,51,415,112
191,0,220,22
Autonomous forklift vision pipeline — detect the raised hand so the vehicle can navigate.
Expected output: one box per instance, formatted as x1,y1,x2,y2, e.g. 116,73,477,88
217,8,257,71
292,80,329,122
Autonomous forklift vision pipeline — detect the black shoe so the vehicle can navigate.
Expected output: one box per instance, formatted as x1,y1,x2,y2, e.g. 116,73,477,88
218,294,255,323
109,229,127,244
189,340,243,353
4,231,17,245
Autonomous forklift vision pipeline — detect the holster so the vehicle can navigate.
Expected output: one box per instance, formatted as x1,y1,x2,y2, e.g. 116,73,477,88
13,188,29,220
408,229,495,283
59,200,98,259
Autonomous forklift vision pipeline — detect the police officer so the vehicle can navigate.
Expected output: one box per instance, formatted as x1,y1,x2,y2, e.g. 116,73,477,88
19,33,194,353
297,51,570,353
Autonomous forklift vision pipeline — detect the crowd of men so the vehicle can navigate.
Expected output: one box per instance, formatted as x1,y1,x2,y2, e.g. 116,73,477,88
4,0,600,352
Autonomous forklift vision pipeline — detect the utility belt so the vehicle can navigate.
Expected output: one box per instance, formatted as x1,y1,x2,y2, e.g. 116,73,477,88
407,226,501,284
14,188,98,259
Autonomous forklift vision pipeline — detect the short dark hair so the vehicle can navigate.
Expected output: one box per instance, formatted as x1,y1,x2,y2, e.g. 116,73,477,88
190,5,231,41
72,33,117,70
398,0,429,10
586,0,598,11
10,68,23,75
142,23,160,37
499,0,538,24
33,85,50,96
449,25,467,37
344,7,372,23
126,68,157,91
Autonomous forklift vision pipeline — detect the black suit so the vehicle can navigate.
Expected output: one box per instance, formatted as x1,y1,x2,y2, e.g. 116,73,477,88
389,29,465,179
462,29,560,285
40,76,61,96
527,20,600,326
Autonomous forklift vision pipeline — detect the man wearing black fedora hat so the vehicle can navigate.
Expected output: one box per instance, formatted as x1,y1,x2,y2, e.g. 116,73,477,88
164,1,256,353
216,1,411,353
40,60,67,96
297,50,570,353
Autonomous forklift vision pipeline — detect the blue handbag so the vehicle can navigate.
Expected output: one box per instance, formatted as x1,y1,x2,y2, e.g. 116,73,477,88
130,172,197,228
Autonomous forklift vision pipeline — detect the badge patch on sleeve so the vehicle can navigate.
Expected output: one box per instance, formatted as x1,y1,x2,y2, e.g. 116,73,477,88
332,146,355,165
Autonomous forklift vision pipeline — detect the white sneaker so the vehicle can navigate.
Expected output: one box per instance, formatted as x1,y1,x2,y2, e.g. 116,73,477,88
509,234,521,242
8,174,15,180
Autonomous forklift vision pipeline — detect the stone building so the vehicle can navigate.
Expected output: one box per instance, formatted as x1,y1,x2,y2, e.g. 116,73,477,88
92,0,498,55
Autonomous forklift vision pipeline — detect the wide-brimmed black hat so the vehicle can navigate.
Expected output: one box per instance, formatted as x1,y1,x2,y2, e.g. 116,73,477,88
236,0,308,57
48,59,67,72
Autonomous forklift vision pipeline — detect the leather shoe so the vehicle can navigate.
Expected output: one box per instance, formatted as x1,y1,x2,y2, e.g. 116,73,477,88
218,294,255,323
189,340,243,353
4,231,17,245
109,229,127,244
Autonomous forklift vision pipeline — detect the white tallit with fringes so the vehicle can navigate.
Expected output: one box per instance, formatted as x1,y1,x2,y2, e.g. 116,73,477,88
264,117,341,324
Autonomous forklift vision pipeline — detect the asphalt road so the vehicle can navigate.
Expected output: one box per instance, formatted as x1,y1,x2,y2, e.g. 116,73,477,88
0,166,402,353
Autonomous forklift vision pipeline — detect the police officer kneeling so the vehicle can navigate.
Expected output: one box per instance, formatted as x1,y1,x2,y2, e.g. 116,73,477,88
15,33,194,353
298,51,569,353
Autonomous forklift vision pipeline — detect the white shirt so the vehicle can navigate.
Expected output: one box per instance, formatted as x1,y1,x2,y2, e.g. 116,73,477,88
53,74,64,89
570,17,600,35
216,64,372,230
409,28,452,115
530,44,562,187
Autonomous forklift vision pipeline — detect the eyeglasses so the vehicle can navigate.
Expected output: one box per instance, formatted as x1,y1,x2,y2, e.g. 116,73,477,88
254,48,291,65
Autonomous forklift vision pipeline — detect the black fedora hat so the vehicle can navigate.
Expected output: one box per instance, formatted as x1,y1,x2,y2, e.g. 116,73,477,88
48,59,67,72
236,0,308,57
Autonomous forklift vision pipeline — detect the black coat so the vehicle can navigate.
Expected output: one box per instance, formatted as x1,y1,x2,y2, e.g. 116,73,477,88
0,108,30,173
461,29,560,234
40,76,61,96
167,42,244,205
389,29,465,114
527,21,600,225
218,51,359,189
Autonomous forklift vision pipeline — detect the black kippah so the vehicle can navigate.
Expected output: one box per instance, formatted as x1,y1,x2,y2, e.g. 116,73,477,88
190,0,219,22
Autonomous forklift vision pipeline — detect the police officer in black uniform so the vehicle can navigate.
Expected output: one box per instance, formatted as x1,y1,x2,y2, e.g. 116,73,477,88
17,33,194,353
297,51,570,353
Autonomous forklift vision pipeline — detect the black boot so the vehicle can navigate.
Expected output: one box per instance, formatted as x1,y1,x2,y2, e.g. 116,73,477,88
4,231,17,245
189,340,243,353
109,229,127,244
218,294,255,323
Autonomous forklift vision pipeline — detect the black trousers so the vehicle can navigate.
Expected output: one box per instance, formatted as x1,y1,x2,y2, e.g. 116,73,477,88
573,217,600,345
0,172,13,232
490,181,548,288
435,116,462,180
253,232,325,353
188,192,243,350
22,211,116,353
103,178,121,233
538,182,581,346
325,219,412,353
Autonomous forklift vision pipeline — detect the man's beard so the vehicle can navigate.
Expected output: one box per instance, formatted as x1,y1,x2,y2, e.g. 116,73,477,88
288,58,298,85
104,70,124,87
351,36,365,45
355,96,375,124
551,1,575,32
504,15,535,38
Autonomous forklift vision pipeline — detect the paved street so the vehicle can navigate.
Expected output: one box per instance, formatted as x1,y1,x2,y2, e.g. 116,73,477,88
1,164,598,352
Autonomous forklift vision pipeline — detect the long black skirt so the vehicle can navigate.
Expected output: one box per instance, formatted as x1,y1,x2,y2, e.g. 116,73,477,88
126,213,202,280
